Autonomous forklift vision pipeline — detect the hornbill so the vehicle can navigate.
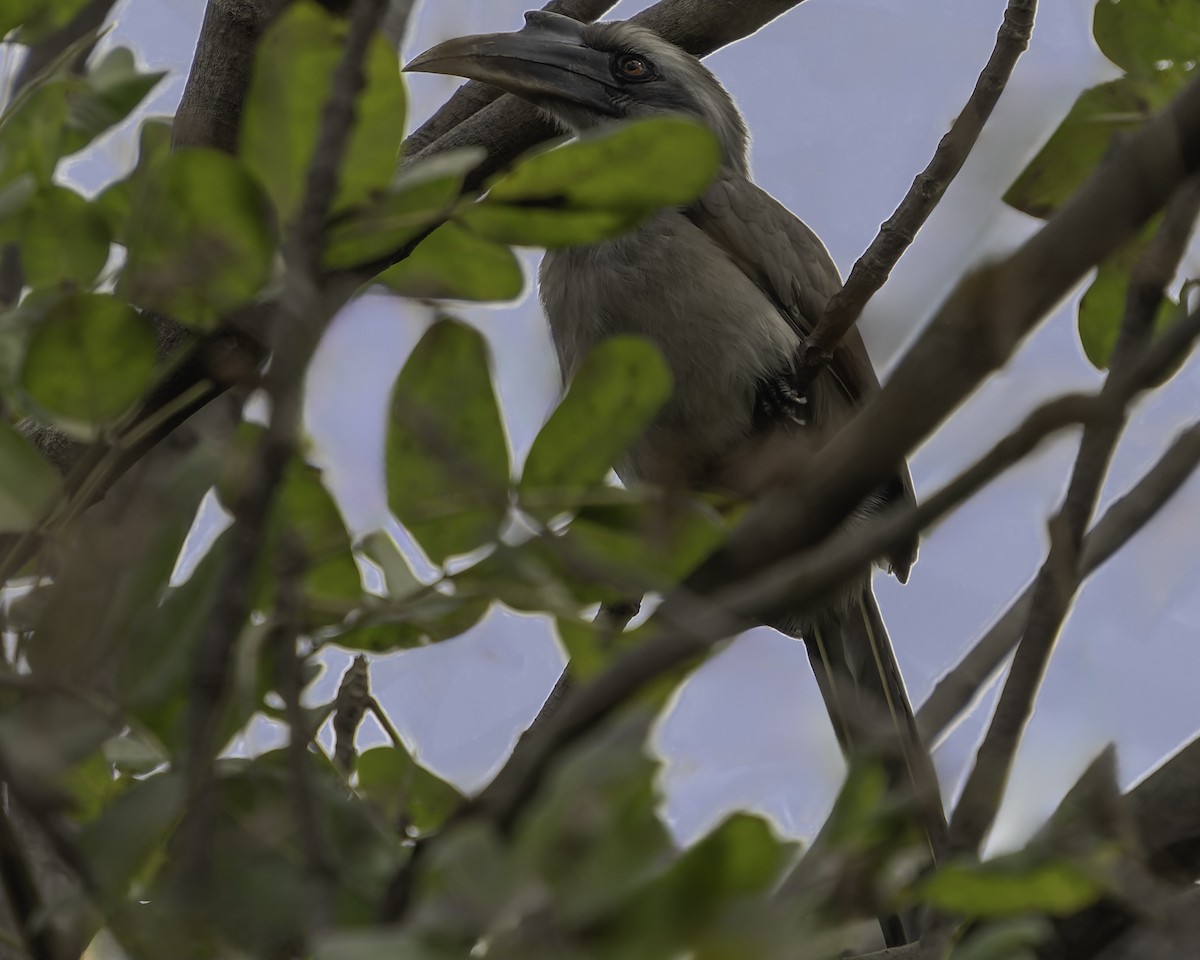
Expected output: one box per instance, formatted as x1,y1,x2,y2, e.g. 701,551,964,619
408,12,945,941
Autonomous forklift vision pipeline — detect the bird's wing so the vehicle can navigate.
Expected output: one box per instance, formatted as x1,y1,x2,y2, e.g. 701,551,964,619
689,172,917,578
686,171,882,404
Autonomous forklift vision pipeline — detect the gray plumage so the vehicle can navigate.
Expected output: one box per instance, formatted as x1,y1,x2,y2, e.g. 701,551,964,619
407,14,944,935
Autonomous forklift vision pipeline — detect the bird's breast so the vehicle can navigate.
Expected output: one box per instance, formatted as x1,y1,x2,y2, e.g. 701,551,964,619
538,211,800,487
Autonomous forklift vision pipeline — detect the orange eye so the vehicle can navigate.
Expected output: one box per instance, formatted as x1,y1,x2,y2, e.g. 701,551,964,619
615,54,653,80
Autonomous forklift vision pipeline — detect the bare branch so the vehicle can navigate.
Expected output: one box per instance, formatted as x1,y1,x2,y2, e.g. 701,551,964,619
794,0,1038,392
947,178,1200,856
682,66,1200,622
333,655,370,774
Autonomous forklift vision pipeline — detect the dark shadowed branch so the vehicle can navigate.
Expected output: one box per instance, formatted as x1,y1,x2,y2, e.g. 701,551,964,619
794,0,1037,392
0,802,57,960
946,177,1200,856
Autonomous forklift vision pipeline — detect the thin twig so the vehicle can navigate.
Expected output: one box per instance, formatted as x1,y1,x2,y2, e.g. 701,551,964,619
917,419,1200,745
179,0,396,884
333,655,371,774
275,537,338,935
946,177,1200,856
794,0,1038,392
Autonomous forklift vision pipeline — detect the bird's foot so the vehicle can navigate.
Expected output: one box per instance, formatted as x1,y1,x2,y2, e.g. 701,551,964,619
755,373,809,427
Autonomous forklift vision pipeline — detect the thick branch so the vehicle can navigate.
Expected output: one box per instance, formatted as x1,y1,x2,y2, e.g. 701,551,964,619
794,0,1037,392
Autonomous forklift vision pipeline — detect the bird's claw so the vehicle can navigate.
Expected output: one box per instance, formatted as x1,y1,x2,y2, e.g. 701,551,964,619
756,373,809,427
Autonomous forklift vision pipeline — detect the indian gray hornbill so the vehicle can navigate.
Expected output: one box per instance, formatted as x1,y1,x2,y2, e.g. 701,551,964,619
407,11,944,941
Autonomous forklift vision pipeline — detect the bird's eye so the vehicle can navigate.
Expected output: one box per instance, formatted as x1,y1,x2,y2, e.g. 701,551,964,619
614,54,654,81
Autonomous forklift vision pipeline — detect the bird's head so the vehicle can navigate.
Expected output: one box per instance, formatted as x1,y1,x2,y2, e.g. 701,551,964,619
406,11,749,173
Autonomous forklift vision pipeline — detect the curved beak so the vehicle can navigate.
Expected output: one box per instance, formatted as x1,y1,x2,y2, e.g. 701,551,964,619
404,11,617,117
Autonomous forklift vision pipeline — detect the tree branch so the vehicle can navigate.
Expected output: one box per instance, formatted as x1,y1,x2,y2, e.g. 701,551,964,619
179,0,398,885
794,0,1037,393
0,802,57,960
946,177,1200,856
682,65,1200,624
916,418,1200,745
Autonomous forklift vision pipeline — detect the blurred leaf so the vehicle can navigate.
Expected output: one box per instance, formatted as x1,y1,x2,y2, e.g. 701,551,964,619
119,529,229,754
520,336,671,519
79,772,184,900
121,148,276,329
1004,72,1183,219
515,710,672,927
19,292,156,429
0,418,61,531
0,184,111,288
1094,0,1200,78
356,529,421,598
324,148,483,270
65,47,165,154
94,117,173,243
63,750,125,822
334,592,490,652
0,173,36,222
374,220,524,301
1077,243,1179,370
241,0,406,223
102,731,168,776
277,460,363,608
316,930,455,960
918,853,1107,918
1,0,94,42
0,46,162,188
949,918,1052,960
357,745,463,834
459,118,719,247
386,318,510,563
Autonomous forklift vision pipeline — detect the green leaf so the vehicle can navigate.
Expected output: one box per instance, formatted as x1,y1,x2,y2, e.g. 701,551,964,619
386,318,510,563
918,854,1107,918
94,118,172,243
324,148,483,270
458,118,720,248
1094,0,1200,77
515,711,672,928
278,460,362,607
374,221,524,301
79,772,184,899
520,336,671,519
0,0,93,43
357,745,463,834
121,148,276,329
1004,73,1183,219
356,529,421,598
334,592,490,652
0,185,111,289
65,47,166,155
19,292,157,429
0,46,162,189
949,918,1052,960
1078,256,1179,371
0,418,61,532
240,0,406,224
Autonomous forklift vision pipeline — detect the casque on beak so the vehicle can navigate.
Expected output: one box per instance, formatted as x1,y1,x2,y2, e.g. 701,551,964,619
404,11,618,117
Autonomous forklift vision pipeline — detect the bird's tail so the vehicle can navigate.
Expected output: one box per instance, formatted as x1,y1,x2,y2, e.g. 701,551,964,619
784,588,947,944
